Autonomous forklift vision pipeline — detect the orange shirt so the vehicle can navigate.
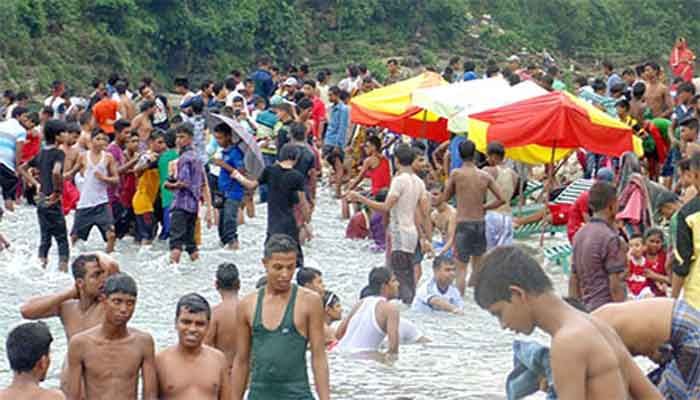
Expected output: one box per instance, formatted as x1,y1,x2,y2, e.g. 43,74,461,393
92,98,118,133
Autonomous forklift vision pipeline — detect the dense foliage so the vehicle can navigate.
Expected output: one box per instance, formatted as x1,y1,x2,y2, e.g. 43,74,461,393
0,0,697,93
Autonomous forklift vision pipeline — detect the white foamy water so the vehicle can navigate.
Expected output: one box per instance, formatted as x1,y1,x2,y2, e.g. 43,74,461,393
0,187,579,399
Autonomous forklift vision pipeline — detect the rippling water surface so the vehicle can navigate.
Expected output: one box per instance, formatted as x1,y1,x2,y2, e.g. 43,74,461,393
0,187,575,399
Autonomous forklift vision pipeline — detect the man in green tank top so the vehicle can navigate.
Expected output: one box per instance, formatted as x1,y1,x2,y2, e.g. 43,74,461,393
232,234,329,400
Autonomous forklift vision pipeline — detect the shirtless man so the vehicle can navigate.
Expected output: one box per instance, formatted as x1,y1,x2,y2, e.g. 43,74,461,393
482,142,517,249
644,62,673,119
232,234,330,400
156,293,231,400
431,189,456,258
20,253,119,389
115,81,136,121
62,123,82,180
204,263,240,369
0,322,64,400
593,298,700,399
476,246,662,399
66,273,157,400
131,100,155,149
436,139,505,294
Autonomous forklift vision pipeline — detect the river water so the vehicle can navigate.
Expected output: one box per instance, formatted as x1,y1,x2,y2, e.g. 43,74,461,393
0,186,575,399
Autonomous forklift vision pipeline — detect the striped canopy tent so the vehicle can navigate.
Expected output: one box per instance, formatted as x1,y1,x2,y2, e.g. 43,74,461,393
468,91,645,165
350,72,449,142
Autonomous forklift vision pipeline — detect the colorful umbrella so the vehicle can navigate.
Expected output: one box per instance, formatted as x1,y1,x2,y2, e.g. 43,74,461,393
350,72,449,142
468,91,644,165
411,79,547,134
209,113,265,178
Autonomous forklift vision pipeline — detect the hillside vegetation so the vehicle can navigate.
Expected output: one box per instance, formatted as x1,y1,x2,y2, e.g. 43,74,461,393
0,0,696,92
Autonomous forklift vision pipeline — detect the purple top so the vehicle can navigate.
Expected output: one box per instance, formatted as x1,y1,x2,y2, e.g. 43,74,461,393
370,213,386,251
172,147,204,214
105,142,124,205
571,218,626,311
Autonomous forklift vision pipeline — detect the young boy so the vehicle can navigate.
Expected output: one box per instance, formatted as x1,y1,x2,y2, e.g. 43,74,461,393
132,131,165,246
18,119,69,271
211,122,245,250
475,245,662,399
626,234,652,299
166,123,205,263
157,129,178,241
431,188,456,258
0,322,64,400
61,123,82,215
71,129,119,253
117,132,141,239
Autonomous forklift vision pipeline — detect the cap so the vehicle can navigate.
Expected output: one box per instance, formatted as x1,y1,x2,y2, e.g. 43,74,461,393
595,167,614,183
269,95,285,106
507,55,520,62
283,77,298,87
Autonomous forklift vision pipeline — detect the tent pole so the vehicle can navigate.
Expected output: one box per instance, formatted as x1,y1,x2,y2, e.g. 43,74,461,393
540,142,557,247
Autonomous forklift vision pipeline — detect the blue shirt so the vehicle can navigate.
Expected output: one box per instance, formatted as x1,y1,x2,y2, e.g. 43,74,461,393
250,69,275,99
412,278,464,313
449,135,465,172
217,145,245,201
463,71,478,81
324,102,349,148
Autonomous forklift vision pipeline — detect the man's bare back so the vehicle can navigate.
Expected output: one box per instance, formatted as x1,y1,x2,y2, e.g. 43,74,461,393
66,325,156,400
445,166,496,222
204,298,239,369
156,345,230,400
61,145,80,179
132,113,153,144
118,95,136,121
0,385,64,400
551,312,660,399
646,82,672,118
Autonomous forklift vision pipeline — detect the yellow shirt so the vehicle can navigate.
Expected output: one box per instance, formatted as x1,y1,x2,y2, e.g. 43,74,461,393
132,168,160,215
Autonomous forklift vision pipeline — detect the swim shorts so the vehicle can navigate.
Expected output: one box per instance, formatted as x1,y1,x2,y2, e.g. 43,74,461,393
485,211,513,249
455,221,486,262
0,164,18,201
170,208,198,254
390,250,415,304
323,145,344,166
658,299,700,399
71,203,114,241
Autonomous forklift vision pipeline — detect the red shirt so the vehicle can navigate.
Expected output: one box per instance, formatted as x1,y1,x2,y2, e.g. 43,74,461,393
310,97,326,139
567,191,590,243
93,98,119,134
21,129,41,164
626,257,648,296
646,251,667,297
364,156,391,196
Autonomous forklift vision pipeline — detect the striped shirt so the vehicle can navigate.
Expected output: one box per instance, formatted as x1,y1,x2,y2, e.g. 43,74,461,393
0,118,27,172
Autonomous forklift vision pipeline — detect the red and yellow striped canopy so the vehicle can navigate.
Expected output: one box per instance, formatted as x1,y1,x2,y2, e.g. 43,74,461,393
351,72,449,142
468,91,644,164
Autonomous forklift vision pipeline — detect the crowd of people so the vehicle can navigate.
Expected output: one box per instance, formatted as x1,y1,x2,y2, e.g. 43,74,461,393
1,42,700,398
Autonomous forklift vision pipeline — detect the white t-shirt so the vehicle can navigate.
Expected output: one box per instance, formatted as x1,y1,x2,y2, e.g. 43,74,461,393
44,96,65,115
412,278,464,313
0,118,27,171
387,172,425,253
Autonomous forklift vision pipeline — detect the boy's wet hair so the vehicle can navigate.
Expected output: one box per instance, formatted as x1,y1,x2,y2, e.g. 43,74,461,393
297,267,322,287
360,267,392,298
475,246,553,309
588,181,617,213
214,122,232,137
432,255,454,271
323,291,340,308
176,293,211,321
6,321,53,373
486,141,505,158
264,234,298,258
176,122,194,137
644,227,664,243
102,273,138,298
395,143,415,166
629,233,644,242
216,263,240,291
71,254,99,280
44,119,66,144
459,139,476,161
255,276,268,289
66,122,81,134
278,143,300,162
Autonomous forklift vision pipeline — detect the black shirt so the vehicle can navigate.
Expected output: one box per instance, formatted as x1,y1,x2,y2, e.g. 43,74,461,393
258,164,304,238
293,143,315,182
28,147,64,196
275,120,294,157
